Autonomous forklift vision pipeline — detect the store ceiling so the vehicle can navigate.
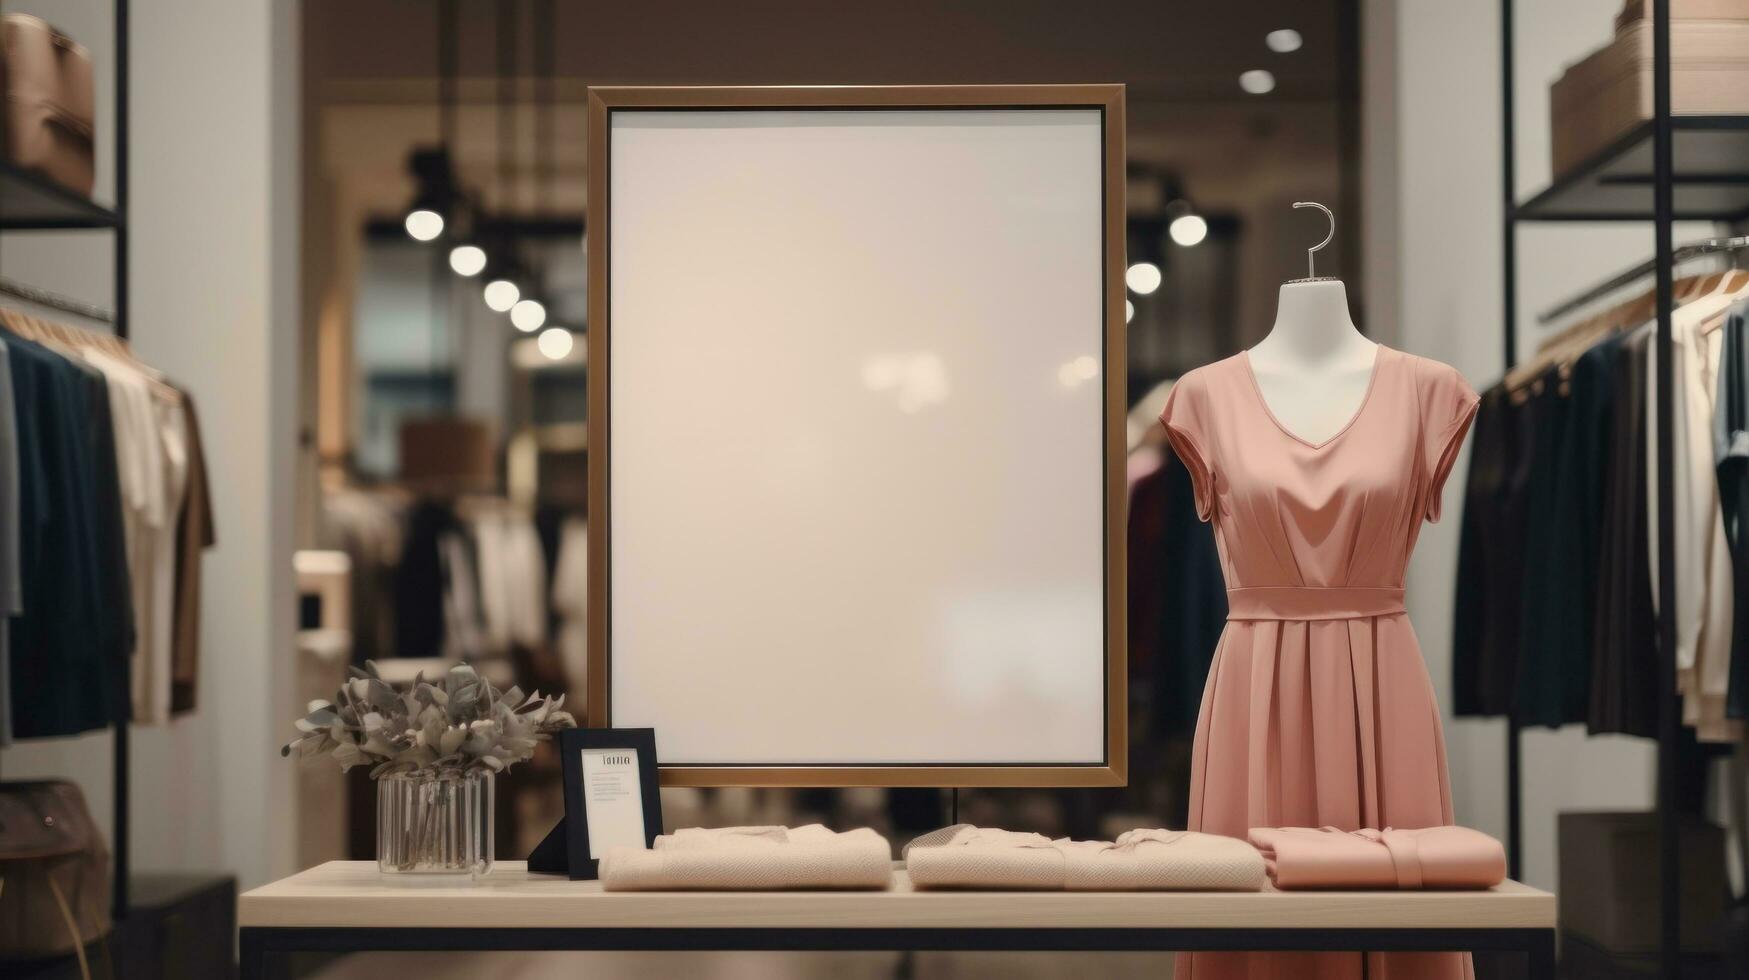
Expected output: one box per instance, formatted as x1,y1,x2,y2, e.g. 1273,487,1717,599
306,0,1352,221
305,0,1345,103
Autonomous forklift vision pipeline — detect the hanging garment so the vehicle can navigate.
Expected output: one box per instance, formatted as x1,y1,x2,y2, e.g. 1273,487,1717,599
6,337,133,737
1687,315,1739,740
81,348,169,723
903,825,1265,891
1160,345,1478,980
1716,301,1749,719
1129,445,1227,738
470,507,548,654
1592,329,1659,736
320,485,405,666
145,396,188,721
1515,369,1586,726
1452,383,1536,720
600,824,892,891
436,530,486,661
1648,287,1744,743
1248,826,1505,891
1515,333,1618,728
550,517,588,693
393,499,465,659
1493,386,1543,713
78,349,199,725
168,389,214,715
0,338,18,744
1451,384,1509,717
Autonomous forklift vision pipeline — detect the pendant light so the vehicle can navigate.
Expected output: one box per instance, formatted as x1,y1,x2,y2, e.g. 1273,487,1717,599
403,0,460,244
481,0,522,311
448,243,487,277
483,274,521,312
515,0,569,350
434,0,490,277
510,0,561,339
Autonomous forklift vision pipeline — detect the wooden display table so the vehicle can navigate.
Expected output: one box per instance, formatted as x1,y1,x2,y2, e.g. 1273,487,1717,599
239,861,1557,978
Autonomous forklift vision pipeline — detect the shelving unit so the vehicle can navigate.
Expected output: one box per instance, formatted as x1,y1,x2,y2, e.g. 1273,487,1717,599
0,0,131,921
1514,116,1749,223
0,161,121,229
1498,2,1748,978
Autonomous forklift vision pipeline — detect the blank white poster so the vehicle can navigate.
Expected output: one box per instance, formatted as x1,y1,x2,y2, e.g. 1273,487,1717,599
607,107,1108,766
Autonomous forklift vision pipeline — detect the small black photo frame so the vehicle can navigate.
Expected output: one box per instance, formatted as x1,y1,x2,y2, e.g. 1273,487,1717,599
556,727,662,880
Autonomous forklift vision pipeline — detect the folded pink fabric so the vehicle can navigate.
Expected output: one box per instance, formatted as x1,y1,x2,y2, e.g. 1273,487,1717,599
1247,826,1506,890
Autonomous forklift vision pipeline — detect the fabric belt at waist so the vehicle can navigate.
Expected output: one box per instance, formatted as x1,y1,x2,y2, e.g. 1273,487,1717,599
1225,586,1406,622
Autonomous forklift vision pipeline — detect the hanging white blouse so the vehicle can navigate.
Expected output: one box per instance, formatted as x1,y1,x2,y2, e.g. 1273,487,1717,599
1646,279,1749,742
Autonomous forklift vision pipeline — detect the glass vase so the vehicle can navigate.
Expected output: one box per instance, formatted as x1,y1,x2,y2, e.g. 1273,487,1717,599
376,769,494,878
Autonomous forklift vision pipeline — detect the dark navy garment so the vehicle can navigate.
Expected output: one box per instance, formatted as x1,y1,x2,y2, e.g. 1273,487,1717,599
6,336,133,738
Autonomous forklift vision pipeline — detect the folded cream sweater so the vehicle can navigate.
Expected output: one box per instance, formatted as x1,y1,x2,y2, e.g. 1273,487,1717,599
905,825,1265,891
599,824,893,891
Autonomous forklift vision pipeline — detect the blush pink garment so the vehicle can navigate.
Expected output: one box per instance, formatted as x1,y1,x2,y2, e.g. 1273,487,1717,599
1247,826,1506,891
1159,346,1481,980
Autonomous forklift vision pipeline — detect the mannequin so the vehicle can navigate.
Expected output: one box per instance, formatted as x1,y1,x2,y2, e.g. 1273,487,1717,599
1244,204,1378,446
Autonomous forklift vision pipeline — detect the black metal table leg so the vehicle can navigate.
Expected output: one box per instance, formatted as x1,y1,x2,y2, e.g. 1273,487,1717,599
1527,928,1557,980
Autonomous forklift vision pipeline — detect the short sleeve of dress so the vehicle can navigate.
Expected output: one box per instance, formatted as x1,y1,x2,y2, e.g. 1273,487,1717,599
1158,373,1216,521
1420,360,1481,523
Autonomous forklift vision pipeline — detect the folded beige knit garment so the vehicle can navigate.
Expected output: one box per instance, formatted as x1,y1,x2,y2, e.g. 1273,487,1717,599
599,824,893,891
905,825,1266,891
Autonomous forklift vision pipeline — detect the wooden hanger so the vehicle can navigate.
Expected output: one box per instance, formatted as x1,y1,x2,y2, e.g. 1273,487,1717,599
2,303,135,359
1697,269,1749,337
1508,273,1715,393
0,304,179,404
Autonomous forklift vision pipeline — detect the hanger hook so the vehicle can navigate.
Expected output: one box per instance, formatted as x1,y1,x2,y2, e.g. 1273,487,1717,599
1292,201,1335,280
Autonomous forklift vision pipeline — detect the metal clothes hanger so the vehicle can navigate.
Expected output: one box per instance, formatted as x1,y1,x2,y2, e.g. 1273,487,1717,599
1286,201,1338,284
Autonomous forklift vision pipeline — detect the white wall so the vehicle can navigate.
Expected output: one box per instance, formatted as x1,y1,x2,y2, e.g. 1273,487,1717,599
1370,0,1719,890
0,0,300,891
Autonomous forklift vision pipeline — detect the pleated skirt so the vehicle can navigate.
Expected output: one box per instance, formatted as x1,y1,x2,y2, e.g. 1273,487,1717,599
1176,613,1473,980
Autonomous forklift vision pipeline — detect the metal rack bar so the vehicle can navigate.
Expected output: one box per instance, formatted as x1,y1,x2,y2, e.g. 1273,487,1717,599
1499,0,1523,886
1536,235,1749,324
1650,6,1680,977
0,275,115,322
112,0,131,923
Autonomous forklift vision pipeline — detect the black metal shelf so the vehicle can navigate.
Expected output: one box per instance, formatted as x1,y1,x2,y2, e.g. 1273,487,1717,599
0,160,120,231
1514,115,1749,223
1501,3,1696,979
0,0,131,927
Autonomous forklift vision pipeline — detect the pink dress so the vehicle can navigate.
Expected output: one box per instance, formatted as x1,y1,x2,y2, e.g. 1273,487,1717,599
1159,345,1480,980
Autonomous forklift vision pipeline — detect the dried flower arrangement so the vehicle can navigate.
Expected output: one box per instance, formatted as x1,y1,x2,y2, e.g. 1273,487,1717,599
282,661,575,777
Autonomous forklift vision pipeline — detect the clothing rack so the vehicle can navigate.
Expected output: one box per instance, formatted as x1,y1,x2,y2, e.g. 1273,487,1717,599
1499,1,1749,977
1537,235,1749,324
0,0,131,921
0,273,117,323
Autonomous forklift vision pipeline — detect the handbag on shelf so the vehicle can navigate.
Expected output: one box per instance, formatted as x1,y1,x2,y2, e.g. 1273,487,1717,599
0,13,96,196
0,781,111,970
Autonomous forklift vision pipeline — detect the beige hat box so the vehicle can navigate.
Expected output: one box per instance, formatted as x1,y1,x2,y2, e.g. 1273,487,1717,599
1550,3,1749,179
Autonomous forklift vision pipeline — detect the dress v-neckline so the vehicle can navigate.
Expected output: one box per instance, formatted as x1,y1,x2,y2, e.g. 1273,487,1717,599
1239,344,1386,450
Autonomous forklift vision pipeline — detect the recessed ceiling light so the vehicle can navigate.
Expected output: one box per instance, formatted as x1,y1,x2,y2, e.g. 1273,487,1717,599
1266,29,1302,53
1239,69,1276,95
1125,299,1135,324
